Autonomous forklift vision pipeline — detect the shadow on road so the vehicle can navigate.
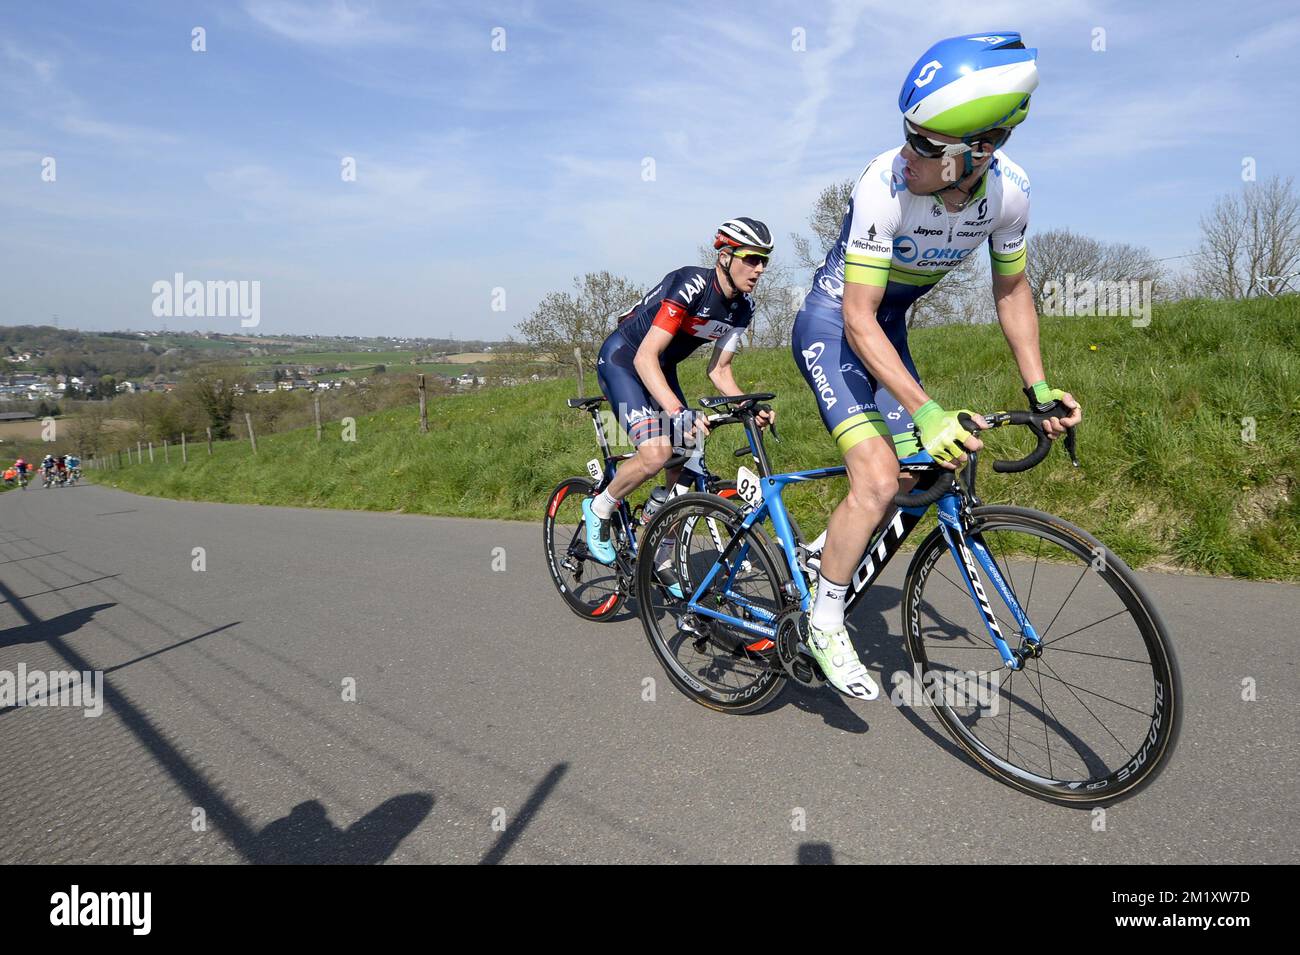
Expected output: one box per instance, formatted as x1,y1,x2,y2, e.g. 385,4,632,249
480,763,569,865
0,579,435,863
0,602,114,654
254,794,434,864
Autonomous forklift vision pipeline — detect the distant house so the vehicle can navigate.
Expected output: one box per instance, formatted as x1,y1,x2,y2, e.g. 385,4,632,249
255,382,277,394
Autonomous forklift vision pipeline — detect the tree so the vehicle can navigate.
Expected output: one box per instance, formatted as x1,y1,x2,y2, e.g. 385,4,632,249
67,401,113,460
1193,175,1300,298
1026,228,1163,314
176,365,247,440
789,178,855,275
516,271,645,368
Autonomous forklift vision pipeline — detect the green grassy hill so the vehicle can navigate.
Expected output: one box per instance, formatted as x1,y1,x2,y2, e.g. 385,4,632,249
89,297,1299,579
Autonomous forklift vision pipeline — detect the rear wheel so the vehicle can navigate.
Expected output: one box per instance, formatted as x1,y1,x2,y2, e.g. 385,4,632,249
542,477,627,621
638,493,789,714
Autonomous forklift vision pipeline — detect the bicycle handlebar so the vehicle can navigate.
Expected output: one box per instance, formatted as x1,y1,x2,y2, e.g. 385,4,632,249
891,406,1078,507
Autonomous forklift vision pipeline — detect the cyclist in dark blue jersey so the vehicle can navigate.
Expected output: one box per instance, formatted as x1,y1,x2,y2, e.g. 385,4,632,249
584,218,777,585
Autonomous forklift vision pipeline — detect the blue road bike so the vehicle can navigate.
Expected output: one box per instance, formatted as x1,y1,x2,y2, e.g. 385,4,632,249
637,393,1181,805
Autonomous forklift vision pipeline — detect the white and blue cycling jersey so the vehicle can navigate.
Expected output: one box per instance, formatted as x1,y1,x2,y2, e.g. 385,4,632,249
793,146,1031,455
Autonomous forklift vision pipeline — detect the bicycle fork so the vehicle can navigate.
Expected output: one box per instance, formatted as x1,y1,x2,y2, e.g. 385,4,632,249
935,496,1042,671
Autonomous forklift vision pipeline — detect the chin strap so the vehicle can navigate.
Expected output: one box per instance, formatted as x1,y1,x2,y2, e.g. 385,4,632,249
717,250,740,297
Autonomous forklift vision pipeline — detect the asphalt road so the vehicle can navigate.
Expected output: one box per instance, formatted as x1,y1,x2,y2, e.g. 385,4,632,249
1,481,1297,864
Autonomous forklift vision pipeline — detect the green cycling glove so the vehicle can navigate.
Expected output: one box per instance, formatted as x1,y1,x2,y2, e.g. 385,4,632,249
913,400,975,465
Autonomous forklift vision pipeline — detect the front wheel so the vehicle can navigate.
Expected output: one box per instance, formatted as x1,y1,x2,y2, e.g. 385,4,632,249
902,505,1181,805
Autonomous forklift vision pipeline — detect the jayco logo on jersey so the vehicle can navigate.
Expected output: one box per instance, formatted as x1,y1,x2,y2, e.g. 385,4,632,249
801,342,837,410
913,60,942,87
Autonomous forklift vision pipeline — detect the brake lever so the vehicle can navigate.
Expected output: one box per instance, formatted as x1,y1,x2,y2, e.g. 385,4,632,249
1064,424,1079,467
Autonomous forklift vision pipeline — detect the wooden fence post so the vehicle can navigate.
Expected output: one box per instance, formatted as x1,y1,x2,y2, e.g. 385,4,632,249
148,442,154,463
181,433,188,463
206,427,213,455
418,374,429,433
164,439,169,464
245,413,258,455
314,396,322,442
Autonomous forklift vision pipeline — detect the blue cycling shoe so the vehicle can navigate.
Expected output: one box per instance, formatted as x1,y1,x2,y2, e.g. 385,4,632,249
582,497,617,565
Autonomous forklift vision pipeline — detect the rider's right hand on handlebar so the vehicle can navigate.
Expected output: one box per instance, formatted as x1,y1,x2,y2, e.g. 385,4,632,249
914,400,984,469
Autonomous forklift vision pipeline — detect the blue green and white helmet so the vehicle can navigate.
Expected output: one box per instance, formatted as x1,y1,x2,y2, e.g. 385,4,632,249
899,33,1038,140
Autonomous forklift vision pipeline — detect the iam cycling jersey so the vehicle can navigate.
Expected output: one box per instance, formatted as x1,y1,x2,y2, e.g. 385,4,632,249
600,266,753,445
793,146,1030,456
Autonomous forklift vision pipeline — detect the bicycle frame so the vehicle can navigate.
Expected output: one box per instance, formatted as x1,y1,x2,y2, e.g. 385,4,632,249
576,402,730,561
681,415,1043,671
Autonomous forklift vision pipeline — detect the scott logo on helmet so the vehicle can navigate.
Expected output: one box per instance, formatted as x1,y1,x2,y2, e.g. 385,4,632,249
913,60,942,87
802,342,837,410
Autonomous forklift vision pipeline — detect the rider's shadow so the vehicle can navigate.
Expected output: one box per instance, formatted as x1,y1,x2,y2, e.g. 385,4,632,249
250,793,434,864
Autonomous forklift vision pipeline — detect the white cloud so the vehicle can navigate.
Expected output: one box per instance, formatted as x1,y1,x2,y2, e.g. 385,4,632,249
242,0,414,46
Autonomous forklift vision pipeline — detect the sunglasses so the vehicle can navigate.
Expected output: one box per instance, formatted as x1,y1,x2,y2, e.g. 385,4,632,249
732,250,770,266
904,121,1009,160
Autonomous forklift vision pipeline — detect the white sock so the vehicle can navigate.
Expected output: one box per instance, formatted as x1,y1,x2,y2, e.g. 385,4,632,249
592,489,618,520
811,574,849,631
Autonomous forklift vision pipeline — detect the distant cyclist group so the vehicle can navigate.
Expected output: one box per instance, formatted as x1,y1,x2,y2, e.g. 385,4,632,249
578,32,1082,700
3,453,81,489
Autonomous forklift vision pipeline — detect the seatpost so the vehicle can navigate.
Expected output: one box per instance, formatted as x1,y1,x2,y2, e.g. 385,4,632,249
591,406,613,459
744,410,775,478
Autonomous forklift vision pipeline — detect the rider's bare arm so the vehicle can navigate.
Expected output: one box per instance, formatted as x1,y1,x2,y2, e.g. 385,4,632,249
707,344,774,427
842,280,930,417
632,326,690,414
992,270,1082,436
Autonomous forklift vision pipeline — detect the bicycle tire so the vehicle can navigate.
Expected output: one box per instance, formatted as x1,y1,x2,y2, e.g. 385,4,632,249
637,492,790,714
542,476,627,622
902,504,1181,806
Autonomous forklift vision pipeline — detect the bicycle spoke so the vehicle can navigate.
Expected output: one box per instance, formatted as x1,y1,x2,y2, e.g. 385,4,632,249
1045,644,1153,667
1037,562,1091,643
1041,608,1134,647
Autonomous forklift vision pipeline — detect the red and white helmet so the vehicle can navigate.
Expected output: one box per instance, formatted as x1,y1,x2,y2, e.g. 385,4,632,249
713,217,774,253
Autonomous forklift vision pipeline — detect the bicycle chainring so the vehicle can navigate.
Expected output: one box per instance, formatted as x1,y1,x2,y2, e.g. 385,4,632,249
775,608,827,687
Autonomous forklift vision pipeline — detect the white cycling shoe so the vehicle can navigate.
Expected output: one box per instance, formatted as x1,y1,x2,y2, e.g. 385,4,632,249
805,621,879,701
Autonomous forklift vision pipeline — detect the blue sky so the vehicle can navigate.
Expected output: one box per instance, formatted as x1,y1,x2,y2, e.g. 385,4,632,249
2,0,1297,339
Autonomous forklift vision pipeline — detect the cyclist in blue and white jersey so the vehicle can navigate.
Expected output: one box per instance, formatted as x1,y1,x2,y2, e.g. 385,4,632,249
791,33,1082,699
584,218,776,588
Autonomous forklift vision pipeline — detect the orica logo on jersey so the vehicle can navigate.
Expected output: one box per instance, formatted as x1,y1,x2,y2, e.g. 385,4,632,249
881,167,905,197
922,247,974,262
817,273,845,299
893,236,919,263
913,60,942,87
801,342,837,410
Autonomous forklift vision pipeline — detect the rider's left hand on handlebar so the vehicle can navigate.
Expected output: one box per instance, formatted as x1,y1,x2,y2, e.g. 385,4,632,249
1042,393,1081,440
755,408,775,430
